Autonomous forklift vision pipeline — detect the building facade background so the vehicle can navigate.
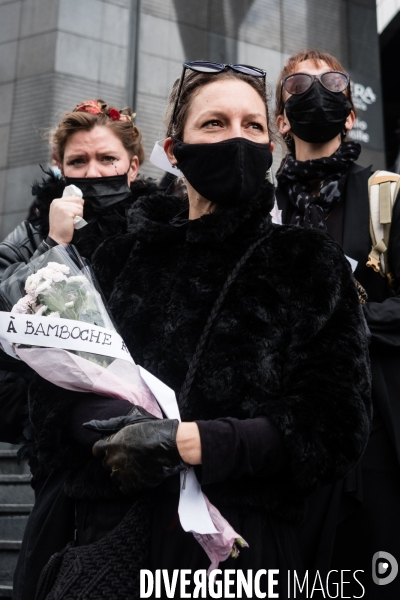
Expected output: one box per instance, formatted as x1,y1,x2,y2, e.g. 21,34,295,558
377,0,400,170
0,0,384,239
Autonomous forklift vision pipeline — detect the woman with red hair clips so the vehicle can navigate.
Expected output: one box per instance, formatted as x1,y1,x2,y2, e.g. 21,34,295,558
0,98,158,599
275,49,400,598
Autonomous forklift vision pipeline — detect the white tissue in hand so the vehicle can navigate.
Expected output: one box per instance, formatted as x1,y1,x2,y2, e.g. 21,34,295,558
62,184,87,229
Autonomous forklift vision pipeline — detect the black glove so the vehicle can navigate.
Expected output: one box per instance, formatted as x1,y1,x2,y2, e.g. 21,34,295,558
87,413,188,492
83,405,158,435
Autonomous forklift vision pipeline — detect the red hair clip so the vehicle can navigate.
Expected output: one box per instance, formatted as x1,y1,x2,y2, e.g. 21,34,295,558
73,100,130,123
108,108,121,120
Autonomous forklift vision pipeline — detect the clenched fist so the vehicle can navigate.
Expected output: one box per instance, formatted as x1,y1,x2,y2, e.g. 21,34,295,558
48,196,84,244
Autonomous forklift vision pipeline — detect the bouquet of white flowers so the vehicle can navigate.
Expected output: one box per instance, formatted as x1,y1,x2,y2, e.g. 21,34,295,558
11,258,119,369
0,245,158,411
0,245,247,571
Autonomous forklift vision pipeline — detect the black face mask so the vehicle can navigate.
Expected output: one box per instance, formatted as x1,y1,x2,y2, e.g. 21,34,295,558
173,138,273,206
64,173,132,209
285,82,352,144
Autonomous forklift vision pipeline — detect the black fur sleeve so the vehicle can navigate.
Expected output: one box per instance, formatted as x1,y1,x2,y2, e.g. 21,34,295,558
254,228,372,496
91,232,138,301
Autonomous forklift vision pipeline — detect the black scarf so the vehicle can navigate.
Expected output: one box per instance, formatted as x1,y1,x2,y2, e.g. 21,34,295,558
277,141,361,229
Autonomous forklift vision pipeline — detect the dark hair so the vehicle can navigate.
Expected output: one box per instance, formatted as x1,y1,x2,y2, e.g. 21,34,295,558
52,99,145,164
275,49,355,151
165,68,273,141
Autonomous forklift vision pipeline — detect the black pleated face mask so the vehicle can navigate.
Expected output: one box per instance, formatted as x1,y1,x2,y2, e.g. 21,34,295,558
284,83,352,144
172,137,273,207
64,173,132,208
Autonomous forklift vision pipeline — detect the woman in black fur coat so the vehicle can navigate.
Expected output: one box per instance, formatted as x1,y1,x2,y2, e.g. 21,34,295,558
0,99,158,598
27,64,372,599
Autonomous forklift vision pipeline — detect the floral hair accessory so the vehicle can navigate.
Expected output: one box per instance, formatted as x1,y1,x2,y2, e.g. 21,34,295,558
74,100,104,115
108,108,121,121
73,101,137,129
119,112,136,123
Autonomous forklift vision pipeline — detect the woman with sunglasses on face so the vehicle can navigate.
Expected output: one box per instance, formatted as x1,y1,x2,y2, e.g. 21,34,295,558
275,49,400,598
31,62,370,599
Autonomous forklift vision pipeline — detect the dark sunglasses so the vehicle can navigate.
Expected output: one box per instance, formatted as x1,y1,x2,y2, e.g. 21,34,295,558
170,60,267,133
281,71,350,95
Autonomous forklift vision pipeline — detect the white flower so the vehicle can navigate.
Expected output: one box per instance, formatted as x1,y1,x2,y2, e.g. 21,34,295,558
65,301,74,308
39,267,67,284
46,262,69,274
35,280,53,295
51,271,68,283
25,273,42,297
44,263,69,282
34,304,47,316
32,262,69,285
12,296,34,314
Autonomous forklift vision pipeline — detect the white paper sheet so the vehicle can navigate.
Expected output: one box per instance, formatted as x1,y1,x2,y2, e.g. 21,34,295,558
0,312,133,362
149,140,183,177
139,366,218,535
345,255,358,272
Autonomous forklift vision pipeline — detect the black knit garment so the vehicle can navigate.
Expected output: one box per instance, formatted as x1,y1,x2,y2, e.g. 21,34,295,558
35,499,152,600
277,141,361,229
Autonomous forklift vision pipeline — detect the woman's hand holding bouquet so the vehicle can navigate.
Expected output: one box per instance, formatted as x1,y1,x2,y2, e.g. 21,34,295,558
0,244,247,571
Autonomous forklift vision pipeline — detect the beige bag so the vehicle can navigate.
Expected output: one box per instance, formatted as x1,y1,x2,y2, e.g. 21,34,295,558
367,170,400,285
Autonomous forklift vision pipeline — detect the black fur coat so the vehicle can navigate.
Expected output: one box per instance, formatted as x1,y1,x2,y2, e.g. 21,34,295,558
29,179,372,522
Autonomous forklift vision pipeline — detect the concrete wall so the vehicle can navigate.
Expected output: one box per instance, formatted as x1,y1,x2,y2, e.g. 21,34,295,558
0,0,385,238
377,0,400,33
136,0,384,179
0,0,132,239
135,0,290,179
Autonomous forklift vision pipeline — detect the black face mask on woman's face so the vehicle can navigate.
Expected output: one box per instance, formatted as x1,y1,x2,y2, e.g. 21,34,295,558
172,137,273,207
64,173,132,209
284,82,352,144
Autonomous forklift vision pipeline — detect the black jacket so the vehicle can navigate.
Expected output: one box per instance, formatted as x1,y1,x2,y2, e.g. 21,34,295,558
276,161,400,597
0,173,158,443
277,163,400,462
29,179,372,522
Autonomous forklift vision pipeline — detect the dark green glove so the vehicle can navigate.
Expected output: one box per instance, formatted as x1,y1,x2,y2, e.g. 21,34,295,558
88,416,187,492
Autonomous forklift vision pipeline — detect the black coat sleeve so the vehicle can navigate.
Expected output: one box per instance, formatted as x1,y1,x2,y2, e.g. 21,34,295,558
0,350,34,443
255,229,372,497
0,222,48,443
196,416,285,484
91,232,138,301
362,193,400,350
29,375,134,469
0,222,48,282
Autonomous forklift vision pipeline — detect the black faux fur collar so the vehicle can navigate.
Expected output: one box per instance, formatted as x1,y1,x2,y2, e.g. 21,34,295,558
126,179,275,247
29,170,158,240
29,171,159,262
